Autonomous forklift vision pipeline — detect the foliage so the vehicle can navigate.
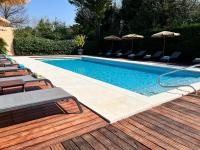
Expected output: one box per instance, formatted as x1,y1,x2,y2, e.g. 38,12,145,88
13,36,76,56
74,35,86,48
120,0,200,34
69,0,112,40
0,4,28,27
0,38,7,54
15,19,75,40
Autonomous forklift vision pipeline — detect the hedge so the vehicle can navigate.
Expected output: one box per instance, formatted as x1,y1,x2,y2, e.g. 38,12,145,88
14,36,76,55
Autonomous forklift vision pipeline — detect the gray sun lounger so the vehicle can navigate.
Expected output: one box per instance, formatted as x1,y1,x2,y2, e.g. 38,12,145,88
0,87,83,114
0,67,32,76
0,75,54,87
160,51,182,62
193,58,200,64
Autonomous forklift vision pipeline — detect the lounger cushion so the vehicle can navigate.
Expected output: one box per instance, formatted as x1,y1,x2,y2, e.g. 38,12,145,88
0,88,73,113
0,75,43,82
0,67,19,72
193,58,200,63
144,55,151,59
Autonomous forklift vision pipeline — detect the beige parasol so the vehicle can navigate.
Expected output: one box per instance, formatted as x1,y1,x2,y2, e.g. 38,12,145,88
151,31,180,56
122,34,144,50
0,0,29,5
104,35,121,50
0,17,10,27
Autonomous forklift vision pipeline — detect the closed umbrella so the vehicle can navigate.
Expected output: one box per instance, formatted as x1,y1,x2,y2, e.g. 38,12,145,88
151,31,180,56
122,34,144,50
0,0,29,5
104,35,121,50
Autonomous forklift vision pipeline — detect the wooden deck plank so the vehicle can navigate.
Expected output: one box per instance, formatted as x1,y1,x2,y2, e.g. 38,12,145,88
106,126,149,150
144,110,200,140
50,143,65,150
136,113,200,146
113,122,163,150
91,130,123,150
125,118,189,150
98,127,136,150
82,133,107,150
62,140,80,150
131,115,199,149
152,107,200,131
22,120,107,150
72,137,94,150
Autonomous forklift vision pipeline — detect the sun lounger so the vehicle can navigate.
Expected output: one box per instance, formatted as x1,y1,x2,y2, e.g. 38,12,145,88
143,51,162,60
0,54,7,59
193,58,200,64
105,50,113,57
112,50,121,57
120,50,133,57
0,87,83,114
128,50,146,59
0,67,32,77
160,51,182,62
0,60,18,67
0,75,54,87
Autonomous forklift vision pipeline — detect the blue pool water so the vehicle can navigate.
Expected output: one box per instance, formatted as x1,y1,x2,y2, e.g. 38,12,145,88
41,58,200,96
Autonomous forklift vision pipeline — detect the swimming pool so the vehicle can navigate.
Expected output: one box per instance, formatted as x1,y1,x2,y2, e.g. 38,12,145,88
41,57,200,96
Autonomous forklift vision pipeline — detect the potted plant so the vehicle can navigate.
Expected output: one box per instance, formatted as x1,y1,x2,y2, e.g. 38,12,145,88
0,38,7,54
74,35,86,55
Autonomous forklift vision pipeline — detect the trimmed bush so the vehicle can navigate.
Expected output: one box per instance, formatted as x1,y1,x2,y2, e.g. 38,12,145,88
13,36,76,56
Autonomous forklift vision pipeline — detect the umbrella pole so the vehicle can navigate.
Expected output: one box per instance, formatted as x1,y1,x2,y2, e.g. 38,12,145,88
163,37,166,56
111,41,114,51
131,40,133,50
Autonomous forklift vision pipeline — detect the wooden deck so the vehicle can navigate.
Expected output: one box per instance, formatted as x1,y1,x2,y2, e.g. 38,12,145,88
0,80,108,150
46,94,200,150
0,71,200,149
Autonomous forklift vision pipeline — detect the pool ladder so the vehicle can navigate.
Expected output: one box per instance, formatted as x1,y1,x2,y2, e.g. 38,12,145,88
157,64,200,96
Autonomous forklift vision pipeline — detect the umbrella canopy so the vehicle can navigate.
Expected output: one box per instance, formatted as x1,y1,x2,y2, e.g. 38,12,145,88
0,17,10,26
151,31,180,56
152,31,180,38
104,35,121,51
122,34,144,50
0,0,29,5
104,35,121,41
122,34,144,40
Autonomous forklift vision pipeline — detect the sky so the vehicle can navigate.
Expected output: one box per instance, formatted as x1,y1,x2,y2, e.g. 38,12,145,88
26,0,77,26
26,0,122,27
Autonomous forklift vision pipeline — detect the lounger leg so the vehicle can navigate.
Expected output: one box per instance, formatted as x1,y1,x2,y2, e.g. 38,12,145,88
56,97,83,114
71,96,83,113
44,79,54,88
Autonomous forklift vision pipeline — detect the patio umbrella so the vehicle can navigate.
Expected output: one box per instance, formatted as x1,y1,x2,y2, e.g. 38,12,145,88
122,34,144,50
104,35,121,50
151,31,180,56
0,0,29,5
0,17,10,27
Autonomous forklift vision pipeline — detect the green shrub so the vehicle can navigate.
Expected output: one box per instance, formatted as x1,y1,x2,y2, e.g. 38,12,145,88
13,36,76,55
74,35,86,48
0,38,7,54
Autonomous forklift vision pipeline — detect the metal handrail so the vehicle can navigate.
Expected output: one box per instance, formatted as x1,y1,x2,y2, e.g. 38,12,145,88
158,64,200,95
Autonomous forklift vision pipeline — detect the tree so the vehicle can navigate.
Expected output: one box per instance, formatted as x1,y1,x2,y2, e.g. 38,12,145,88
0,4,28,27
120,0,200,33
69,0,112,40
